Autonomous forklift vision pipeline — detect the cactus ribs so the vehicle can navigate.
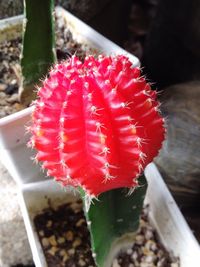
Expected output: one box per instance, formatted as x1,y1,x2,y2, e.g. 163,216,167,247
29,55,165,198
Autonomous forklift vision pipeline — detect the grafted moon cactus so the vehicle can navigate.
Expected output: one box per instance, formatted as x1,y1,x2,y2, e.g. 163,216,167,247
29,55,165,197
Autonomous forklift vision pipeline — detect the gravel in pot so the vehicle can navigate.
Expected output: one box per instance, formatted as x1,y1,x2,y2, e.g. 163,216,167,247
34,200,179,267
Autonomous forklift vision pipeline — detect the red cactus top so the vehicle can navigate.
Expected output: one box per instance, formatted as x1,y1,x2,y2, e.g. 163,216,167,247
29,55,165,197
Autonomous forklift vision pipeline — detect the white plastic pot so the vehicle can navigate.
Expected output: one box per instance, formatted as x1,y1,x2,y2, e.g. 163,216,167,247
0,7,199,267
18,164,200,267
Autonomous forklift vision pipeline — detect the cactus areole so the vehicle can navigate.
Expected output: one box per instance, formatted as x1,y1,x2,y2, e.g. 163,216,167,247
29,55,165,198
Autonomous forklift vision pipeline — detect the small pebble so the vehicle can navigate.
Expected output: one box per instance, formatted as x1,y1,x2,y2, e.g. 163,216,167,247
48,235,57,246
76,218,85,227
47,246,58,256
63,253,69,262
70,201,82,210
68,248,75,255
57,237,65,244
11,79,17,85
145,240,157,251
57,38,64,48
41,237,49,247
78,258,86,266
142,247,149,255
7,93,19,103
13,102,24,111
46,220,53,227
72,238,82,248
145,255,156,263
135,234,145,245
65,230,74,241
145,229,153,240
39,230,44,237
0,83,6,91
112,259,120,267
59,249,67,257
131,251,138,260
126,248,133,255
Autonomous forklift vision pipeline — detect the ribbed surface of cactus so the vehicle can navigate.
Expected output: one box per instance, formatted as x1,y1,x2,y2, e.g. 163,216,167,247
20,0,56,105
29,55,165,197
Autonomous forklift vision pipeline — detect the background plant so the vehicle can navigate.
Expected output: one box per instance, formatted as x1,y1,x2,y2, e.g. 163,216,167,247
20,0,56,106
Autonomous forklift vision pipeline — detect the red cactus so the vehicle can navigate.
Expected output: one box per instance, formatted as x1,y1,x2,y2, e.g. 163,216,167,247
29,55,165,197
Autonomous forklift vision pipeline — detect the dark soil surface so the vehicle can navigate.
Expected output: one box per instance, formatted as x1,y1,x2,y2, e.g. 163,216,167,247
34,200,96,267
34,201,179,267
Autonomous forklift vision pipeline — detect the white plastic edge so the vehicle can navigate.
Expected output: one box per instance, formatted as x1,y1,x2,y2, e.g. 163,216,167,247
0,14,24,25
145,163,200,267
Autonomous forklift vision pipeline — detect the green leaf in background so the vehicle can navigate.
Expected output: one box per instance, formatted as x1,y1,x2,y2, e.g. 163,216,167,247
20,0,56,105
82,174,148,267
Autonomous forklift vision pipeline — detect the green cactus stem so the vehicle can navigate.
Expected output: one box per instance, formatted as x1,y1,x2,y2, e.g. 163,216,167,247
81,174,147,267
20,0,56,106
